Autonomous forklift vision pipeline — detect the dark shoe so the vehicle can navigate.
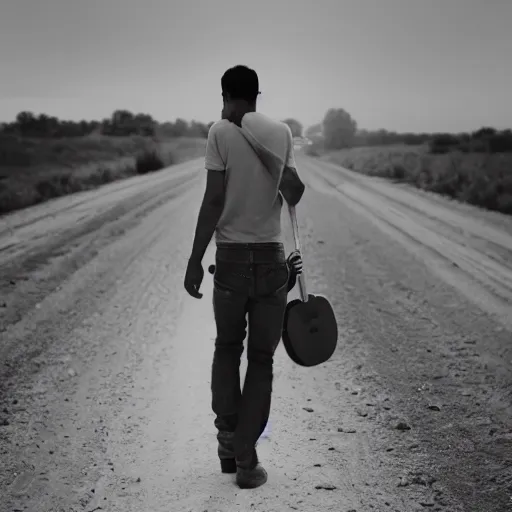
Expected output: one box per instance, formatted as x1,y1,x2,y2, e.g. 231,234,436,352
236,464,268,489
235,450,268,489
220,458,237,473
217,431,236,474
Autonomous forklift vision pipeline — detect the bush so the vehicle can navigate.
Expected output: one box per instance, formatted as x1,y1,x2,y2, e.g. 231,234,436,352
391,164,406,180
429,134,460,154
0,135,207,216
428,129,512,155
496,194,512,214
35,172,73,200
135,150,165,174
429,144,452,154
489,131,512,152
0,134,33,166
326,146,512,216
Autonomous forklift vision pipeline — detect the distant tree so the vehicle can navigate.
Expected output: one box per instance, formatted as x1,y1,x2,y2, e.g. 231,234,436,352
76,120,89,136
133,113,156,136
174,118,188,137
322,108,357,150
112,110,134,124
100,117,113,135
46,116,61,137
109,110,135,136
1,111,214,140
282,118,303,138
428,133,461,154
15,111,37,136
98,110,156,136
33,113,49,136
189,120,210,138
472,127,497,139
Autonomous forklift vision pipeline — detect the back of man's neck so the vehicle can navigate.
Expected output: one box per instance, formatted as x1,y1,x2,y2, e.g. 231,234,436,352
230,101,256,127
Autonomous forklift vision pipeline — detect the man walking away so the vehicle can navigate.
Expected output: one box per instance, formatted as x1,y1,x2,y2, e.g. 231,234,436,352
184,64,305,489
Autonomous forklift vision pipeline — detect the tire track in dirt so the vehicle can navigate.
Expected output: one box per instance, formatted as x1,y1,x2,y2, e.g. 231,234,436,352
300,154,512,511
301,157,512,331
1,153,511,511
0,170,201,335
0,175,202,512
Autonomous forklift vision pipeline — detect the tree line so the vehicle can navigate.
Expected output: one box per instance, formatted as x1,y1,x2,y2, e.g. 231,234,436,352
0,110,215,139
3,109,510,154
286,109,512,154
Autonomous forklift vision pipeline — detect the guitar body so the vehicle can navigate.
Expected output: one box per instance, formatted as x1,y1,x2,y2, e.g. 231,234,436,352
282,294,338,367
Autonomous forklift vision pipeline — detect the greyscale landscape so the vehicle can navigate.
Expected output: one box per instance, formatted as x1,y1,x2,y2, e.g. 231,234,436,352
1,1,511,511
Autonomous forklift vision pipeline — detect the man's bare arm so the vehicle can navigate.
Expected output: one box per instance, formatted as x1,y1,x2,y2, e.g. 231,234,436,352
189,170,225,264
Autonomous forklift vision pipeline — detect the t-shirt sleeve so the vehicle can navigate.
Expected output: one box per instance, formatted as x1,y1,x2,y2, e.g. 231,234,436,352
205,127,226,171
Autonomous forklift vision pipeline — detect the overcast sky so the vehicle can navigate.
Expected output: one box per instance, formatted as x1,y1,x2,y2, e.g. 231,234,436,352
0,0,510,133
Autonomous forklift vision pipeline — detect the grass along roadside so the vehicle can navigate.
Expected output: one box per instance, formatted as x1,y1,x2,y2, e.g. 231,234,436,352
313,144,512,215
0,135,206,215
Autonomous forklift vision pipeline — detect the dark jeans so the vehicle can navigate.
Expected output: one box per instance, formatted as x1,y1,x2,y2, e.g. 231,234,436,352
211,242,289,463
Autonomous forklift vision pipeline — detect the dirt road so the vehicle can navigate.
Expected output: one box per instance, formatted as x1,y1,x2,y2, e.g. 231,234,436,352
0,154,511,512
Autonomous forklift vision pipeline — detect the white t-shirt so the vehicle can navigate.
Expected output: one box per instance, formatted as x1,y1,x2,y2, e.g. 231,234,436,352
205,112,297,244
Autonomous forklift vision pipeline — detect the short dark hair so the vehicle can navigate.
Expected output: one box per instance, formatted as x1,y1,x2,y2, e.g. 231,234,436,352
221,65,260,102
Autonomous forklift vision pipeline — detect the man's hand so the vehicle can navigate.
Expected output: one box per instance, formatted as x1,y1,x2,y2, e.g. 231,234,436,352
184,258,204,299
287,250,303,275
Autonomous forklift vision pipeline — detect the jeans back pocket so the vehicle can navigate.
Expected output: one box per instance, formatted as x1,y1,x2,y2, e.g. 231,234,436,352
214,261,251,296
255,262,290,297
